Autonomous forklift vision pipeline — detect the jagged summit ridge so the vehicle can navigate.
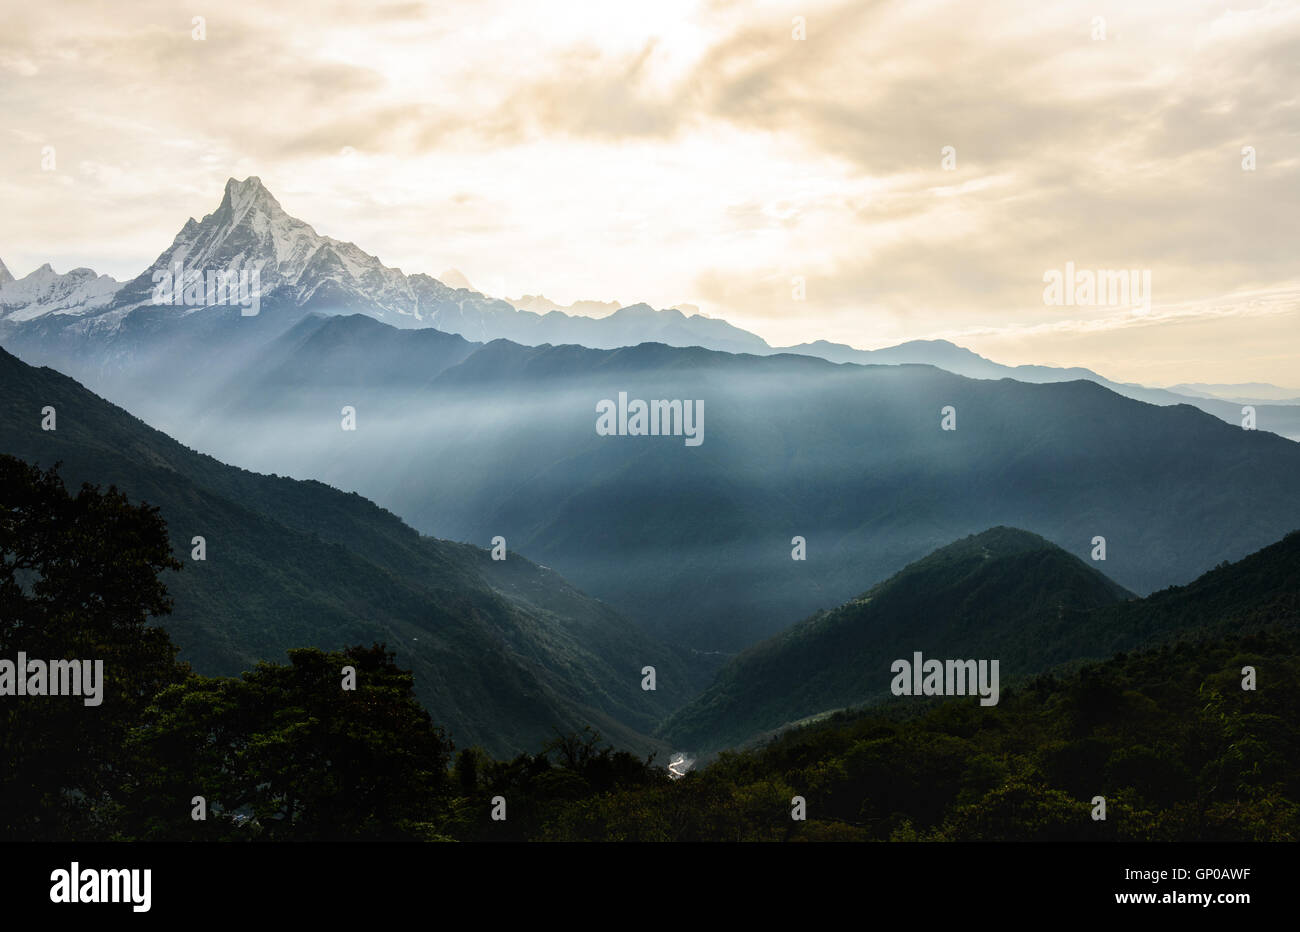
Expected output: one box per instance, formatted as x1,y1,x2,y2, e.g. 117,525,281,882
0,177,762,348
220,175,280,217
0,262,120,322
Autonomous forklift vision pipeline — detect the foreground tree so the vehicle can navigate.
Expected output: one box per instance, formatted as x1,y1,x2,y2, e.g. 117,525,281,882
0,455,185,839
125,644,456,841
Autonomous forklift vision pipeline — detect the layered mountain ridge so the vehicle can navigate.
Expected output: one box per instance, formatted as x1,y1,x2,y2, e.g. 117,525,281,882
664,524,1300,751
3,177,1296,438
135,311,1300,654
0,345,692,757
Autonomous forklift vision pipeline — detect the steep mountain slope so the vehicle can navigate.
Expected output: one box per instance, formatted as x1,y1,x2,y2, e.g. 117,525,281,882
661,528,1135,750
0,347,687,757
664,526,1300,752
1078,528,1300,649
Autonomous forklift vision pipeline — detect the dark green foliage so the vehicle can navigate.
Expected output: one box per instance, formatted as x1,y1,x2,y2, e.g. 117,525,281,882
665,527,1300,751
0,455,187,840
2,453,1296,841
122,644,454,841
445,727,666,841
528,632,1300,841
662,526,1133,749
0,456,454,841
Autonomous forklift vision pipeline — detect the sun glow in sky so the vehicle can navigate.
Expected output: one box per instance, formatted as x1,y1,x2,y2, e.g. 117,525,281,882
2,0,1298,385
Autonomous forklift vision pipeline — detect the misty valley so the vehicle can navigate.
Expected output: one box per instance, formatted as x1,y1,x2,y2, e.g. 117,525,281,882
2,175,1297,854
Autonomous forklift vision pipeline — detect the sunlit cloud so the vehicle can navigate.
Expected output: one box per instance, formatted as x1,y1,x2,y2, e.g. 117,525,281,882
1,0,1297,384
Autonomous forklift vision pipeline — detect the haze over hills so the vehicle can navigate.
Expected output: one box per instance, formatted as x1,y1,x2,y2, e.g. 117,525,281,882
4,178,1300,658
438,269,475,291
663,525,1300,753
114,311,1300,655
1168,382,1300,406
780,339,1300,440
1,177,1296,439
505,294,704,321
0,346,691,757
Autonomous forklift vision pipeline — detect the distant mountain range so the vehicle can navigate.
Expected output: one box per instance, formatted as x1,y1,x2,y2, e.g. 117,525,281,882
662,525,1300,751
2,176,1296,439
4,178,1300,659
51,307,1288,657
0,346,695,758
1168,382,1300,406
506,294,623,317
0,263,120,323
772,339,1300,440
0,177,769,354
9,335,1293,764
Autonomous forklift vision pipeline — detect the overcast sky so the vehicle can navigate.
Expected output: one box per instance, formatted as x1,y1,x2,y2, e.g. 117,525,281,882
2,0,1297,386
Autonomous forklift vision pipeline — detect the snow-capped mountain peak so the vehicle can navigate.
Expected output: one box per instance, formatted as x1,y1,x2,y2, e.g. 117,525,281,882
0,262,121,322
0,179,749,351
103,176,435,323
222,175,280,219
